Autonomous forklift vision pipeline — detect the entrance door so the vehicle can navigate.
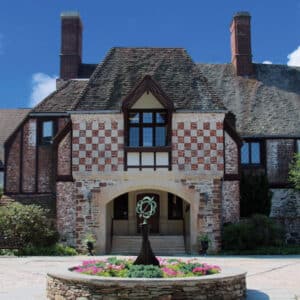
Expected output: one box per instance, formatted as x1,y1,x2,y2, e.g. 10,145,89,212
136,193,159,234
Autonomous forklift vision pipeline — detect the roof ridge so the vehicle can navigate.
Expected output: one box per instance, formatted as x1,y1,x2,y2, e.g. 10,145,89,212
195,66,227,111
72,48,117,110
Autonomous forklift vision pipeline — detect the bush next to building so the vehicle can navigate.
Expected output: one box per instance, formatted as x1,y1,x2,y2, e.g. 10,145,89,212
0,202,58,248
240,173,272,217
0,202,78,256
222,214,285,251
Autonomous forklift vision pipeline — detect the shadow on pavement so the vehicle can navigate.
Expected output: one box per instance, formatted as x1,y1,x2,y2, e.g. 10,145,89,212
247,289,270,300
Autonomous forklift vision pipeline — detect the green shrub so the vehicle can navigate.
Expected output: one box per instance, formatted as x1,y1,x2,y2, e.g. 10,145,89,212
0,202,58,248
222,214,284,250
17,243,77,256
240,173,272,217
0,187,3,199
128,265,163,278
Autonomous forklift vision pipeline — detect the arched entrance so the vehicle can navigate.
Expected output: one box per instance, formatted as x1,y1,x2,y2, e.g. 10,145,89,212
103,189,191,255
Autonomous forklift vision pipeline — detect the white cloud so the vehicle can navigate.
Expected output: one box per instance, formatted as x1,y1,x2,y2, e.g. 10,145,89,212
262,60,272,65
30,73,57,107
287,46,300,66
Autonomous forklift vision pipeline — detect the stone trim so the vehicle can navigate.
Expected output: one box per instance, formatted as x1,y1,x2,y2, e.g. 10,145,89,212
47,267,246,300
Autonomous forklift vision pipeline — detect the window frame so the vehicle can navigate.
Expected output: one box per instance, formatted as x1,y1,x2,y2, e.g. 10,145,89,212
241,139,265,167
124,108,172,171
37,118,58,145
127,109,169,148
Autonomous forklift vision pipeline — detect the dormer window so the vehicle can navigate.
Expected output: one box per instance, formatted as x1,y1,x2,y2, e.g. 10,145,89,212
122,76,173,170
128,111,167,147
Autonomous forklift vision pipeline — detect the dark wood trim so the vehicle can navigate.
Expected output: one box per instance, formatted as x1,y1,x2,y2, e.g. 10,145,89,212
53,120,73,181
53,120,72,146
4,192,56,196
3,140,8,194
4,115,30,149
241,138,266,169
223,118,243,147
35,127,39,193
122,75,174,171
121,75,174,111
223,127,226,178
243,136,300,140
269,182,294,189
224,174,240,181
125,146,172,152
37,117,58,146
70,124,73,177
56,175,74,182
127,165,169,169
19,126,23,193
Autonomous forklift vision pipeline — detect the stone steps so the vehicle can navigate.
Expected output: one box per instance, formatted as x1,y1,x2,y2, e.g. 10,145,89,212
110,235,186,255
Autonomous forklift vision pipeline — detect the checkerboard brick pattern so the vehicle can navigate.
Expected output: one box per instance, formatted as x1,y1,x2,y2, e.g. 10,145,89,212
72,120,124,172
172,120,224,172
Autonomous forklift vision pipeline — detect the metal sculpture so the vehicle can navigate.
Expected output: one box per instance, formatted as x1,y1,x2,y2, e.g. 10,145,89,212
134,196,159,266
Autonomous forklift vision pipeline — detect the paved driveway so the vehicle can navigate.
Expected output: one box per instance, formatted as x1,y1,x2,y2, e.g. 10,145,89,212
0,255,299,299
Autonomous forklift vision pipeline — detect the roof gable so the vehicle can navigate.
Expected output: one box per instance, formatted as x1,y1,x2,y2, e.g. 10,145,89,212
122,75,173,111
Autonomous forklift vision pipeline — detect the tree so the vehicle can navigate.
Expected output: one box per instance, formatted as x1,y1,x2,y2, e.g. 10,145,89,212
289,153,300,190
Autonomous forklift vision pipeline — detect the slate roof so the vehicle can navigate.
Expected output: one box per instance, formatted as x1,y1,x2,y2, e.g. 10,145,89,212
198,63,300,137
31,80,88,113
73,47,226,112
29,47,300,138
0,109,30,163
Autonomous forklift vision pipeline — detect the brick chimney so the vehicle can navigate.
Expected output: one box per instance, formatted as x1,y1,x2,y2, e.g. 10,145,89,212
230,12,253,76
60,12,82,80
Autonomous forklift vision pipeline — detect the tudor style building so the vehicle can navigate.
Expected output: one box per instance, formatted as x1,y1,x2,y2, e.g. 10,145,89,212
2,12,299,253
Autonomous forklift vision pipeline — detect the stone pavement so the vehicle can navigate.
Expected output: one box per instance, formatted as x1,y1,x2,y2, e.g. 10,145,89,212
0,255,299,299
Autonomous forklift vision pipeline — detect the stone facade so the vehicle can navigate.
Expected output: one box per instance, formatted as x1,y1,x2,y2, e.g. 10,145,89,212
270,188,300,244
51,111,236,253
222,180,240,224
266,139,295,185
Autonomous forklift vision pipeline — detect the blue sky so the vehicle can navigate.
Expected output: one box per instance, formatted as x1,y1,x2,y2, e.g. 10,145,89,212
1,0,300,108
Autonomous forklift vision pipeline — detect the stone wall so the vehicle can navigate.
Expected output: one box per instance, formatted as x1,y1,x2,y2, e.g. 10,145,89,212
47,269,246,300
56,170,225,253
224,132,238,174
6,131,21,192
5,116,68,194
266,139,295,184
222,180,240,224
57,132,72,176
22,119,37,192
56,181,76,246
270,188,300,244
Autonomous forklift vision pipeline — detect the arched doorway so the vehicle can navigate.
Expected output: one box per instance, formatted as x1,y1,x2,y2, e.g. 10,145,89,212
106,189,191,255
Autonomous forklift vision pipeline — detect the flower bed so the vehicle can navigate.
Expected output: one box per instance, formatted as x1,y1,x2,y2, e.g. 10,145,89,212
71,257,221,278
